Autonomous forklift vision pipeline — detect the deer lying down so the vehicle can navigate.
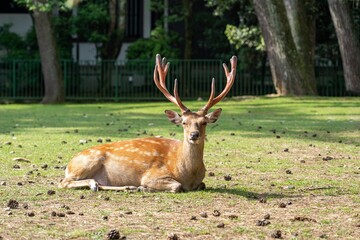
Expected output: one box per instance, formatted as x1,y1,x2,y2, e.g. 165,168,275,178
59,54,237,193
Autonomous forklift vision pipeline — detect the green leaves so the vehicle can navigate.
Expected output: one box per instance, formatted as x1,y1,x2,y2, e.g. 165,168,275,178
74,1,109,42
14,0,70,12
225,24,265,51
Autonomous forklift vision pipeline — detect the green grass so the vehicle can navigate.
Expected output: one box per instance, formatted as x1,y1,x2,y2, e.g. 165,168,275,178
0,97,360,239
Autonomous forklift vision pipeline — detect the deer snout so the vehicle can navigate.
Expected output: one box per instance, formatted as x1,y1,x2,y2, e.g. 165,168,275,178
189,131,200,141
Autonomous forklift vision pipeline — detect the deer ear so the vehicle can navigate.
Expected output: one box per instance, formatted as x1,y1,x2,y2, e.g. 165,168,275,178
165,110,182,125
206,108,222,123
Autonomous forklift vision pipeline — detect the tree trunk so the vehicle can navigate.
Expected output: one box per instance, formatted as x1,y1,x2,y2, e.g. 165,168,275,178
183,0,194,59
99,0,126,97
33,8,64,103
284,0,317,93
100,0,126,60
252,0,317,95
328,0,360,93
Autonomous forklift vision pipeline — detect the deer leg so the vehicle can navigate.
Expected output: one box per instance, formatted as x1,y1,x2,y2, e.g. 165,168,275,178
141,177,183,193
60,177,142,192
59,178,99,191
98,185,139,191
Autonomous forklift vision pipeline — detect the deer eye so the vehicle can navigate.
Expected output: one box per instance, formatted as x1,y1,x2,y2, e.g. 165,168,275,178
182,121,187,125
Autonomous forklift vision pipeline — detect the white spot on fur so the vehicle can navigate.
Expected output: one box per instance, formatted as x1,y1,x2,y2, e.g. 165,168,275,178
115,156,128,161
142,139,161,145
130,148,139,152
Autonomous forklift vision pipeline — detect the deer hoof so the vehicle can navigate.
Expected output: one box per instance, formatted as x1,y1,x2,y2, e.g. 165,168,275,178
197,182,206,191
138,185,155,192
89,180,99,191
137,186,147,192
173,185,184,193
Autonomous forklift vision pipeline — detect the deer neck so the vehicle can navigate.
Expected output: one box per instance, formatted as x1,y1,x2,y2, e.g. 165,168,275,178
177,139,205,171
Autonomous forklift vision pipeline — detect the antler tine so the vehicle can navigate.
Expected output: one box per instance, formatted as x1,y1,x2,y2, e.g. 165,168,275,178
154,54,189,113
201,78,215,112
159,56,169,89
173,79,189,112
201,56,237,113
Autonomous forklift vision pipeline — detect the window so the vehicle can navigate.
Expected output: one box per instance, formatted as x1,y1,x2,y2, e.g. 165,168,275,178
125,0,143,39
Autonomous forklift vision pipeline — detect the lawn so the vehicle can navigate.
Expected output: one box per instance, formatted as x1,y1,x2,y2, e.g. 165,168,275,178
0,97,359,239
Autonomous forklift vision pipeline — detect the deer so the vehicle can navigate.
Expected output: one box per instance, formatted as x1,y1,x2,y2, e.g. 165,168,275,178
59,54,237,193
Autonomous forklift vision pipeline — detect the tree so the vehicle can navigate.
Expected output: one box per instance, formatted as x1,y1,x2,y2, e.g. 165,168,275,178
328,0,360,93
33,5,64,103
74,0,126,97
252,0,317,95
15,0,65,103
183,0,195,59
75,0,125,61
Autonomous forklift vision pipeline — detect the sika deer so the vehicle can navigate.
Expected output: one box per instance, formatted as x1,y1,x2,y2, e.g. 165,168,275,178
59,54,237,192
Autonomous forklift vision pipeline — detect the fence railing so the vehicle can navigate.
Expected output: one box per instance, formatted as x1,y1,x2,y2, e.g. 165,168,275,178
0,59,353,101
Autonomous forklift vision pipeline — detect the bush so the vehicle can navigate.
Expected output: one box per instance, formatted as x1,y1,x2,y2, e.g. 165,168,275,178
127,26,181,60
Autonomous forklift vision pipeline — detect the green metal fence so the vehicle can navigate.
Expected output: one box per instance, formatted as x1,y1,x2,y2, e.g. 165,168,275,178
0,59,354,101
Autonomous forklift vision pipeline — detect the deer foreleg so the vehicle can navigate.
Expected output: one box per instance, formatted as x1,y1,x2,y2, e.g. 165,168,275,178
142,177,183,193
98,185,139,191
59,178,99,191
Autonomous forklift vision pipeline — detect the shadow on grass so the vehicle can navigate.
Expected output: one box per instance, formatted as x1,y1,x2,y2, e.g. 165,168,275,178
204,187,303,200
1,98,359,146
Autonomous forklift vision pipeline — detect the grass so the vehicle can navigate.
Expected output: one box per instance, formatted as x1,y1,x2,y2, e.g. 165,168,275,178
0,97,359,239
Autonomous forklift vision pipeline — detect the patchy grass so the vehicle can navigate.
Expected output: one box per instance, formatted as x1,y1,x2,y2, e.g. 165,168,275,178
0,97,359,239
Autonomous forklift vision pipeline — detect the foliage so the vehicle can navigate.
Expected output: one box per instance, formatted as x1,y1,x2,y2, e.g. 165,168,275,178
13,0,69,12
0,19,72,60
126,26,181,60
0,23,42,60
225,24,265,51
0,24,27,59
189,5,234,59
150,0,184,24
205,0,240,16
313,0,340,64
52,13,74,59
204,0,265,65
73,1,109,43
71,0,126,61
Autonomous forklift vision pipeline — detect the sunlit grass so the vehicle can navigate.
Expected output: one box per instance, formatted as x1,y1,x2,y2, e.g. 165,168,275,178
0,97,359,239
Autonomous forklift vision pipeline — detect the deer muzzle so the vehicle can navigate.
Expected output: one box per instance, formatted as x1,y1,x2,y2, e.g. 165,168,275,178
189,131,200,141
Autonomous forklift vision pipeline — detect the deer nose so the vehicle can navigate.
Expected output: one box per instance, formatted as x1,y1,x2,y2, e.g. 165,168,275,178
190,131,200,140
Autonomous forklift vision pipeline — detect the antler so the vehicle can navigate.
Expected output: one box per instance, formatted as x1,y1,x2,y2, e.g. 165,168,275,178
154,54,189,113
200,56,237,113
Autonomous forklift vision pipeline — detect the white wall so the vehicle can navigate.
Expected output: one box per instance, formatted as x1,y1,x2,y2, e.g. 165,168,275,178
0,13,32,37
72,42,97,62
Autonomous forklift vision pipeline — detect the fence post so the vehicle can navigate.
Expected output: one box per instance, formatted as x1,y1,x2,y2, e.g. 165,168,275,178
12,60,16,99
63,60,67,99
115,61,119,100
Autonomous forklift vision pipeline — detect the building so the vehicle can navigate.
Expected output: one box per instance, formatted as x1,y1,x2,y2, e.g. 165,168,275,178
0,0,153,61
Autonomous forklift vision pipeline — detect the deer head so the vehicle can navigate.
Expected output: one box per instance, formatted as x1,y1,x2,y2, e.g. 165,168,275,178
154,54,237,145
